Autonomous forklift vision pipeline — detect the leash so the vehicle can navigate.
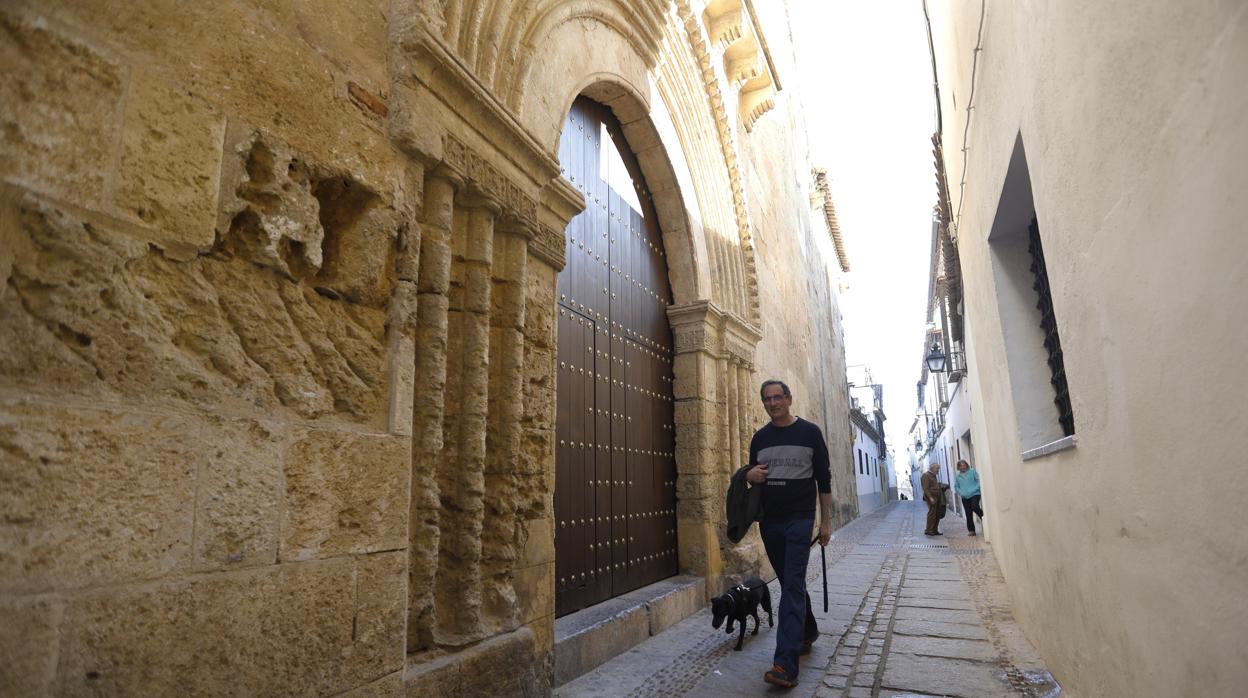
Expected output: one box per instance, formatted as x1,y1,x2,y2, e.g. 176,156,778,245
757,535,828,613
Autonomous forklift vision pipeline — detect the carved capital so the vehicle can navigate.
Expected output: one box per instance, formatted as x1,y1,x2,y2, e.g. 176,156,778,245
527,175,585,271
528,223,566,271
666,302,760,363
668,300,725,356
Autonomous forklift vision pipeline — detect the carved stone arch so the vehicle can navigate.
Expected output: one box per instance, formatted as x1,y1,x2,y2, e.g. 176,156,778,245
555,76,709,308
515,9,768,596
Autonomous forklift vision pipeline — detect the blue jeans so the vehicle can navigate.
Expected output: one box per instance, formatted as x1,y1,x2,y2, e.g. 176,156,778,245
760,517,819,677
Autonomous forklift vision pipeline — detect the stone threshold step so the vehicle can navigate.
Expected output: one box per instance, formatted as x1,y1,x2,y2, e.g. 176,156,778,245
554,575,706,687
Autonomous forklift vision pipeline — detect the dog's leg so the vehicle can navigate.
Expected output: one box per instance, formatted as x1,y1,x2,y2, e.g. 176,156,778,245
763,586,774,627
735,619,745,651
750,609,760,636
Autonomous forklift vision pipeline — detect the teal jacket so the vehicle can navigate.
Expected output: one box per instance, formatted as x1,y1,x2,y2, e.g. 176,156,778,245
955,468,981,498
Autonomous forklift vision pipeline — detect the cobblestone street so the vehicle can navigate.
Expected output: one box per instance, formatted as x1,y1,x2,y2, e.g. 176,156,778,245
556,502,1062,698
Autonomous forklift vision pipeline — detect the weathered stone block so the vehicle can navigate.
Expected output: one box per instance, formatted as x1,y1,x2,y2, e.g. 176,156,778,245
0,594,61,696
343,670,403,698
677,519,723,578
280,429,410,561
526,614,555,657
457,627,538,693
115,70,225,250
514,561,554,626
644,575,707,635
215,125,401,307
387,333,416,436
58,556,403,695
192,418,286,570
354,551,408,681
0,10,123,208
0,403,196,593
403,628,537,697
0,190,388,423
519,517,555,567
554,602,649,686
312,176,401,307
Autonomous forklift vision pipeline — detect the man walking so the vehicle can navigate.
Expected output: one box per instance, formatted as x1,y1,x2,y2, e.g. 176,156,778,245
746,380,832,689
921,462,948,536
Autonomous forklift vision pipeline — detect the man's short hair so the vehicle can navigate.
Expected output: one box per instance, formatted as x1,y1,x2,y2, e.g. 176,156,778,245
759,380,791,399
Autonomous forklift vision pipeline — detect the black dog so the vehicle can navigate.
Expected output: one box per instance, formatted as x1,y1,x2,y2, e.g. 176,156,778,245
710,577,774,650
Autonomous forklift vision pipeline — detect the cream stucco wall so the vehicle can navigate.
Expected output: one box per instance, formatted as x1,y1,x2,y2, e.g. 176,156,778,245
931,1,1248,695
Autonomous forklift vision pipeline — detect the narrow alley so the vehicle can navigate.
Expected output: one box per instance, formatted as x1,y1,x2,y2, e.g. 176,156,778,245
557,502,1059,698
3,1,1245,695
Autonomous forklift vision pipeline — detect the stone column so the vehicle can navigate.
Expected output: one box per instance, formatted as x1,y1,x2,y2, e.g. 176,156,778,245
737,361,754,465
481,223,529,635
727,357,740,469
667,301,726,591
409,170,457,650
434,203,495,646
388,168,425,440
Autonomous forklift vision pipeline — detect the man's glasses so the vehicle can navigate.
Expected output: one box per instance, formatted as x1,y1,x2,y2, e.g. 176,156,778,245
761,395,788,404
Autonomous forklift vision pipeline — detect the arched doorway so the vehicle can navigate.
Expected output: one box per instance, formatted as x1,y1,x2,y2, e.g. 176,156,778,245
554,96,678,616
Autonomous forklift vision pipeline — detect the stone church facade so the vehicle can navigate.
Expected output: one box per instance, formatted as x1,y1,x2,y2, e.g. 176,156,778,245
1,1,854,695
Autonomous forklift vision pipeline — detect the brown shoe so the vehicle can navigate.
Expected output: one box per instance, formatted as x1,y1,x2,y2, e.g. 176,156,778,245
968,531,977,537
764,665,797,688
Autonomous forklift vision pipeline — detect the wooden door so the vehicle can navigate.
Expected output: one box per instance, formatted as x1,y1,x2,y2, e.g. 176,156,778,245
554,97,678,616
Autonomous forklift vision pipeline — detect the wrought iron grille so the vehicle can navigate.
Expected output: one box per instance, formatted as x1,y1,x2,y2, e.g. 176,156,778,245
1026,218,1075,436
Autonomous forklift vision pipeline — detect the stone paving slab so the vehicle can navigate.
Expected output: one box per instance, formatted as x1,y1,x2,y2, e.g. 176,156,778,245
886,635,997,662
891,619,989,641
897,595,977,611
893,606,981,625
556,502,1060,697
880,653,1016,697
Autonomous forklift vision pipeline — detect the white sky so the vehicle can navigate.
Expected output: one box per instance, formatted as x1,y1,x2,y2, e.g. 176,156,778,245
788,1,936,466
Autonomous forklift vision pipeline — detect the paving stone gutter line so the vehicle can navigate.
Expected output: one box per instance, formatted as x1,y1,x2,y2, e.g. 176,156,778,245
556,502,1064,698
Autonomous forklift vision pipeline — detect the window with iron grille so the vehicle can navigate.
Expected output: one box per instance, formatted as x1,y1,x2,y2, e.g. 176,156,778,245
1026,218,1075,437
987,136,1077,456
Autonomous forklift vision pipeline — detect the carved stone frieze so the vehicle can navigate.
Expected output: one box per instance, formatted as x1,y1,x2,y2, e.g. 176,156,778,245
441,134,539,231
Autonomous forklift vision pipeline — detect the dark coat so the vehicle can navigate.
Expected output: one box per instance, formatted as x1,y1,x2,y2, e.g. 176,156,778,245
921,470,949,517
726,464,763,543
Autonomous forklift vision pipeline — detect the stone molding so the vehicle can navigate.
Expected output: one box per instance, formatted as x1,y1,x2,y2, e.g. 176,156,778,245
667,300,760,365
702,0,781,134
812,168,851,273
674,0,761,326
389,19,559,185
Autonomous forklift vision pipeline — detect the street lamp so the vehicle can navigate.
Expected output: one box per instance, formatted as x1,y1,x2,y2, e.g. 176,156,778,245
924,342,947,373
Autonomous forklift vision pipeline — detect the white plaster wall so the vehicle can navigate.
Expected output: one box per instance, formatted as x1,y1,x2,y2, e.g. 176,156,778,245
854,424,883,514
932,1,1248,695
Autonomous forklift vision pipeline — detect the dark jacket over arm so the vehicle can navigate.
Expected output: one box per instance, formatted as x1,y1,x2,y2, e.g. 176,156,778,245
726,464,763,543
